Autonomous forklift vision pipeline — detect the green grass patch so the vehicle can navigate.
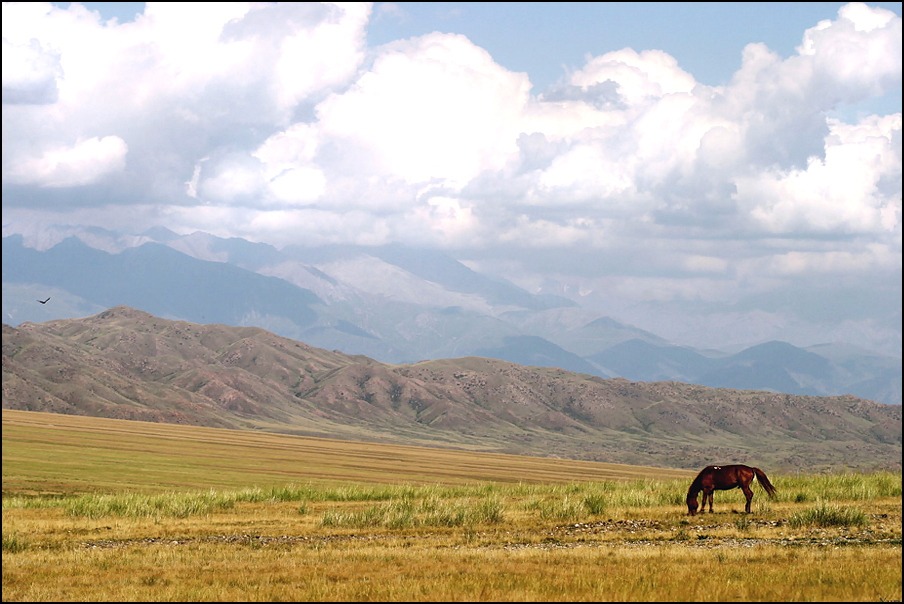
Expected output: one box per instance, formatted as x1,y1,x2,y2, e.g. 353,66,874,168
64,490,240,519
776,471,902,504
788,500,871,528
2,531,29,553
319,493,506,528
8,476,701,524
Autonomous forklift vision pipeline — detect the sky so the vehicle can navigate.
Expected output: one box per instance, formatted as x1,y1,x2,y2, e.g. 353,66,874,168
2,2,902,354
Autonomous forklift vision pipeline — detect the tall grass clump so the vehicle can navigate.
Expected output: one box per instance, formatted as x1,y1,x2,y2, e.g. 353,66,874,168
291,482,499,503
319,493,505,529
474,493,505,524
788,500,871,528
581,478,682,508
777,471,902,504
65,490,240,519
238,484,318,503
582,493,607,516
526,495,584,522
2,493,75,511
519,478,685,522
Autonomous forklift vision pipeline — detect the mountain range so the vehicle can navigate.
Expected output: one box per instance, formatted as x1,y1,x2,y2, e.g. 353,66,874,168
3,306,900,471
2,228,900,406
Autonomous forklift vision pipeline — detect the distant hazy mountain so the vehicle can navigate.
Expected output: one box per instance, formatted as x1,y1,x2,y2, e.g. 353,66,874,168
587,339,712,381
3,307,900,471
588,338,901,404
501,310,672,357
2,235,321,329
1,231,618,367
2,230,900,404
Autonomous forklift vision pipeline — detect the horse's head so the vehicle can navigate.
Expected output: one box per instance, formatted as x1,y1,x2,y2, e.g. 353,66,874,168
686,492,699,516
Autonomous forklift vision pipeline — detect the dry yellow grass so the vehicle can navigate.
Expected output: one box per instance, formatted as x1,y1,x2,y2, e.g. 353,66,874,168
2,541,901,601
3,496,901,601
2,409,688,494
3,410,902,601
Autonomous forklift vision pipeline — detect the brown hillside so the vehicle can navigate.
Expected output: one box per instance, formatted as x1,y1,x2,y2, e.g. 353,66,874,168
3,306,900,471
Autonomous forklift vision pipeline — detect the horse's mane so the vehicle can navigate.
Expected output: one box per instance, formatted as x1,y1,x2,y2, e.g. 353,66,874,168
687,467,707,495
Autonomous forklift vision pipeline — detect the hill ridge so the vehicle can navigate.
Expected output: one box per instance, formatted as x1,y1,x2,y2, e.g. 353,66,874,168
2,307,900,471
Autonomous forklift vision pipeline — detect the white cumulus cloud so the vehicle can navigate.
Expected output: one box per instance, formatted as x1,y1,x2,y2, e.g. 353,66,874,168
316,32,530,186
6,135,127,187
1,2,900,344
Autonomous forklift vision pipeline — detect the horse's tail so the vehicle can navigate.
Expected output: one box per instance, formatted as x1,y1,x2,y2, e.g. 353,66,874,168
752,467,777,499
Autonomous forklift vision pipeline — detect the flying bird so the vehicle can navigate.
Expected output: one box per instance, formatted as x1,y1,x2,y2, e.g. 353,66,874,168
37,297,51,304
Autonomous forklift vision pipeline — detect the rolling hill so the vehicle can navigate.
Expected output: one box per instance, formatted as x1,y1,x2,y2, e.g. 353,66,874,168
3,307,900,472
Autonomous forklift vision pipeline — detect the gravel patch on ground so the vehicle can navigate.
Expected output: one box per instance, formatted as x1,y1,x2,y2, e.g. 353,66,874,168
78,515,901,551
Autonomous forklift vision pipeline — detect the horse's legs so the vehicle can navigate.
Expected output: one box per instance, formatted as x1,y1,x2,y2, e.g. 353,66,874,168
704,488,714,513
741,484,754,513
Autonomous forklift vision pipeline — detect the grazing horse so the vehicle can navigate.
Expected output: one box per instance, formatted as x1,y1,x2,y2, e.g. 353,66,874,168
686,464,776,516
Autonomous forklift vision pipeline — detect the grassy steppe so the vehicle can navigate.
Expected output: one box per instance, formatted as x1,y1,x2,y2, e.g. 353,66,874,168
3,409,902,602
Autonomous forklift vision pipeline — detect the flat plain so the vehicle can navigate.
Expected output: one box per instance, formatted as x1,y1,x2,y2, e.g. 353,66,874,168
2,409,901,601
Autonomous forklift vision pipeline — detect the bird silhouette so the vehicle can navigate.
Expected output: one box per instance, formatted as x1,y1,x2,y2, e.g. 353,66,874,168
37,297,51,304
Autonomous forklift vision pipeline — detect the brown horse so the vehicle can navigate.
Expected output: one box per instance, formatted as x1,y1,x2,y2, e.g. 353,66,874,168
686,464,776,515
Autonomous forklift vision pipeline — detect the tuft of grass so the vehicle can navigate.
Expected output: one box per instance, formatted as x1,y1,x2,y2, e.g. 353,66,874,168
533,496,584,522
583,493,607,516
320,500,415,529
788,500,870,528
423,498,469,527
473,494,505,524
2,531,28,553
734,516,752,532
